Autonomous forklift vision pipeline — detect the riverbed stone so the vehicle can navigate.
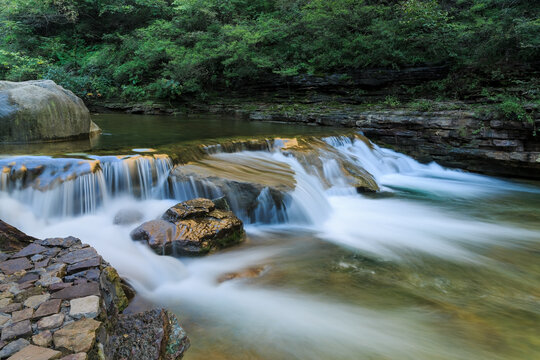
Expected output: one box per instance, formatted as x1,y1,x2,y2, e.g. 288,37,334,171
51,283,99,300
0,303,21,313
113,209,144,226
7,344,61,360
39,237,80,249
0,314,11,328
0,338,29,358
33,299,61,319
1,319,31,340
131,198,245,256
0,258,32,275
48,282,71,292
0,80,98,143
58,249,98,265
23,294,50,309
32,330,52,347
12,244,47,258
66,258,100,275
53,318,101,353
0,220,36,253
69,296,99,319
37,313,64,330
11,308,33,323
60,354,87,360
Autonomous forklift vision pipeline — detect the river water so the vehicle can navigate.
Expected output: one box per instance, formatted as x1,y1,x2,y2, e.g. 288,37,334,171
1,114,539,359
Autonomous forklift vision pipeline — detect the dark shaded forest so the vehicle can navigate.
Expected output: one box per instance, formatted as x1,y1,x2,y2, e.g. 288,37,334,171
0,0,538,103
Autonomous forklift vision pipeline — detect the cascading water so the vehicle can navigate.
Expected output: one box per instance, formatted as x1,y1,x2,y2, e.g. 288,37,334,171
1,133,540,360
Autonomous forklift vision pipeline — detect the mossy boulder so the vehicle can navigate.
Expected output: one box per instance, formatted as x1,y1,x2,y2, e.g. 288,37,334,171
130,198,245,256
0,80,100,143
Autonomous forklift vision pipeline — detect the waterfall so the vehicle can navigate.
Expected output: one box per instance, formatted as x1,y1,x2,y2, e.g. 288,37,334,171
0,154,173,218
1,135,537,222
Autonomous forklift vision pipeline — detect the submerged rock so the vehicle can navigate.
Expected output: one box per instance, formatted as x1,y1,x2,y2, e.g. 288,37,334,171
113,209,144,226
0,80,100,143
131,198,245,256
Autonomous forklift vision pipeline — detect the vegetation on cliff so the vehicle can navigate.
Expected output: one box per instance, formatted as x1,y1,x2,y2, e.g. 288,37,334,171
0,0,538,103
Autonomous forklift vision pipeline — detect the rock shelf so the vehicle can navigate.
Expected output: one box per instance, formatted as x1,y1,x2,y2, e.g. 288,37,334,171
0,234,189,359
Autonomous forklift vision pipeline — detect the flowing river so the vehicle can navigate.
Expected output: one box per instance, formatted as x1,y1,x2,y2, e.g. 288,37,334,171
1,114,539,360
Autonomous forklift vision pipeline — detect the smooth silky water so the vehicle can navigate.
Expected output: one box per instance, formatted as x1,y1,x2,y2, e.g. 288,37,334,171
1,114,539,360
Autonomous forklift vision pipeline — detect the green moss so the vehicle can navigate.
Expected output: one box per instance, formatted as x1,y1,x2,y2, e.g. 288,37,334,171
103,266,129,313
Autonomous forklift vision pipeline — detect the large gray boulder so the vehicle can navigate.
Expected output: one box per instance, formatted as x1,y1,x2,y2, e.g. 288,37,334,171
0,80,100,143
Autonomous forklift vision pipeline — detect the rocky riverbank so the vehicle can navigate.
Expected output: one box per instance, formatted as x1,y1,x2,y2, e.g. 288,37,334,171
243,104,540,179
0,220,189,360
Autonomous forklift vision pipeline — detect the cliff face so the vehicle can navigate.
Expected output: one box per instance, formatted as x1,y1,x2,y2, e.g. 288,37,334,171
249,109,540,179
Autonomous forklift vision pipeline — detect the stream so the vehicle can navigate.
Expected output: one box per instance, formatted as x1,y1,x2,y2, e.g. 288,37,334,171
1,114,539,360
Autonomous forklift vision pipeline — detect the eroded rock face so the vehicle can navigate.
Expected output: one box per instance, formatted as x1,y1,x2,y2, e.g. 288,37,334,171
0,220,37,252
131,198,245,256
105,309,189,360
0,80,100,143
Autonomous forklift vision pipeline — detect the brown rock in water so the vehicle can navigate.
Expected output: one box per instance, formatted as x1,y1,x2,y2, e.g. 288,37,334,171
0,219,36,252
131,198,245,256
217,266,266,283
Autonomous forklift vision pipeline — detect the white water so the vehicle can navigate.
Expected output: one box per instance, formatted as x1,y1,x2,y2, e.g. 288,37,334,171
1,136,539,359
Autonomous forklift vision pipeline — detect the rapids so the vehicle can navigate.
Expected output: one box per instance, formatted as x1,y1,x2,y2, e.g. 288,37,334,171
1,117,539,359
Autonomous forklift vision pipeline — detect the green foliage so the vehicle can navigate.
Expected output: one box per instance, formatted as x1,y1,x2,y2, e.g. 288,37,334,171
409,99,434,112
0,0,538,101
496,95,533,123
383,96,401,107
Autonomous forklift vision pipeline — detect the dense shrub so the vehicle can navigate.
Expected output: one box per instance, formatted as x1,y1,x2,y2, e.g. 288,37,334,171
0,0,537,101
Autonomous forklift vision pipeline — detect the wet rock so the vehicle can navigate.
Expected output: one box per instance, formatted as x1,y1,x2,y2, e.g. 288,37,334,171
60,353,87,360
0,258,32,275
217,266,266,283
0,303,21,313
66,258,101,275
99,267,128,316
131,198,245,256
162,198,215,222
11,308,33,323
53,318,101,353
1,319,31,341
51,283,99,300
23,293,50,309
48,283,72,292
39,237,81,249
37,313,64,330
113,209,144,226
0,80,99,143
69,296,100,319
33,299,61,319
0,338,29,358
105,309,189,360
17,273,39,284
59,249,98,265
12,243,47,258
8,344,61,360
0,314,11,328
32,330,52,347
0,220,36,252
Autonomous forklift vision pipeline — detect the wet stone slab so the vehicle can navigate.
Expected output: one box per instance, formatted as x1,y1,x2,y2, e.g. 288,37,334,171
0,258,32,274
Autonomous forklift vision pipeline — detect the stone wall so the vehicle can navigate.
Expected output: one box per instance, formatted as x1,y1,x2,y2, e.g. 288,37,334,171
248,109,540,179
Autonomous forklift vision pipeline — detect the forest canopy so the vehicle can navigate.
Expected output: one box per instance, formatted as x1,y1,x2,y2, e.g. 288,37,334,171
0,0,538,101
